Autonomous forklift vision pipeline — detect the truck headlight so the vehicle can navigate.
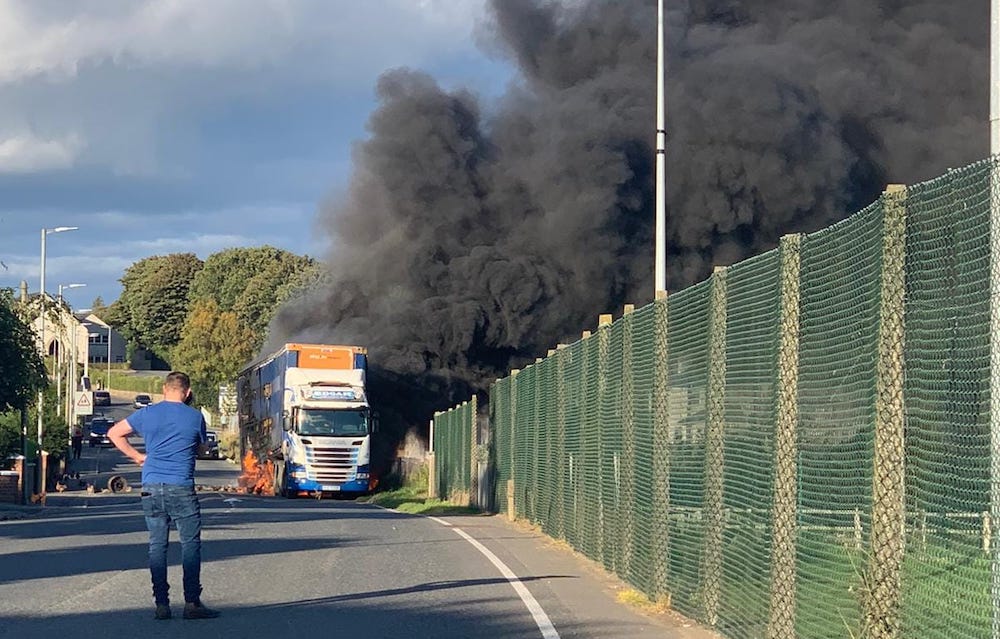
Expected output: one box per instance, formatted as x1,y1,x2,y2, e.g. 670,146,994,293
356,472,369,480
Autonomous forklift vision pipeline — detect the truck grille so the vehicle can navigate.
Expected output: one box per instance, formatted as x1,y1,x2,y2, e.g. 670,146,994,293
305,445,358,483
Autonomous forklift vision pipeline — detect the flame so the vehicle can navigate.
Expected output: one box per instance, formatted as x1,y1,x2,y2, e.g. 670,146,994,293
238,450,275,496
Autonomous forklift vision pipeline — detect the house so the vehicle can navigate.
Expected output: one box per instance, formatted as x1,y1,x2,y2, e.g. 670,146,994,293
18,281,125,379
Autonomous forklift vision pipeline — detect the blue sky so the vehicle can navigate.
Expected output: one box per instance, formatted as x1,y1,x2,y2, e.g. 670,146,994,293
0,0,512,309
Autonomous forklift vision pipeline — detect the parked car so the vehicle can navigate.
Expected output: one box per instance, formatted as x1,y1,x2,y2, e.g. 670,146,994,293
93,390,112,407
134,394,152,409
197,430,220,460
88,417,113,447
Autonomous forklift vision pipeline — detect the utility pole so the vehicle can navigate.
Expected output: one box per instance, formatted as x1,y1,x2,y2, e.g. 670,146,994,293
654,0,667,295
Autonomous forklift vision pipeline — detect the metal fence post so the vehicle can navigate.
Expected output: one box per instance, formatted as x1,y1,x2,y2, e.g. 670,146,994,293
865,184,907,639
768,234,803,639
470,395,479,509
651,290,671,602
428,417,438,500
702,265,728,627
991,154,1000,639
555,344,568,541
598,313,613,567
508,369,519,520
621,304,637,582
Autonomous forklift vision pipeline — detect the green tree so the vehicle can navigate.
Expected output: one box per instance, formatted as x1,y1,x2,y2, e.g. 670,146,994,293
171,299,256,406
0,289,46,413
90,296,108,317
188,246,316,346
0,289,47,458
114,253,204,363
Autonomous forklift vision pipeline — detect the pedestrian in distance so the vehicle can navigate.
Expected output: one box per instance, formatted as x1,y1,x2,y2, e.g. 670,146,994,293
108,371,220,621
71,425,83,460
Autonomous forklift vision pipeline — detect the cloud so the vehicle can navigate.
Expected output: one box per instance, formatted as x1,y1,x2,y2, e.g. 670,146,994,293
0,0,490,84
0,132,83,173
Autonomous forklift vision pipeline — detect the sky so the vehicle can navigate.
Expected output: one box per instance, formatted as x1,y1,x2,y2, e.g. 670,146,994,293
0,0,511,310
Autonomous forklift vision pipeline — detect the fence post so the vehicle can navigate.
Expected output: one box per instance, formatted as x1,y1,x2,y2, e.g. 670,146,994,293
651,290,671,602
598,313,613,567
428,417,438,500
865,184,907,639
555,344,568,541
768,233,803,639
508,369,520,520
470,395,479,509
989,153,1000,639
702,265,728,627
620,304,637,582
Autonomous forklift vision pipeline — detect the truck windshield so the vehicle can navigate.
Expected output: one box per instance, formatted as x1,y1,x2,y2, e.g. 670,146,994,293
297,409,369,437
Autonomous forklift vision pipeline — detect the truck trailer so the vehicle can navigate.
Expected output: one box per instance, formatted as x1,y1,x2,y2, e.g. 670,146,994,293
237,343,375,497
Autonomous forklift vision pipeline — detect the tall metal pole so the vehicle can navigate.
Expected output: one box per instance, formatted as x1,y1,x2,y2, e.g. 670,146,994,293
37,228,46,492
56,285,63,418
35,226,78,494
990,1,1000,636
654,0,667,294
107,326,112,389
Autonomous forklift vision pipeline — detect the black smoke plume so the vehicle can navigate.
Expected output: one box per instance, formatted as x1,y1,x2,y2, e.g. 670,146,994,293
270,0,986,442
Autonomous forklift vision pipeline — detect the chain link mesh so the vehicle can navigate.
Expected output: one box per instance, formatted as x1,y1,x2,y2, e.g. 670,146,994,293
432,157,997,639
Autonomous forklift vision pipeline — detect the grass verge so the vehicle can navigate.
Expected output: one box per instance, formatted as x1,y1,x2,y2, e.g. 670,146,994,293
364,485,478,517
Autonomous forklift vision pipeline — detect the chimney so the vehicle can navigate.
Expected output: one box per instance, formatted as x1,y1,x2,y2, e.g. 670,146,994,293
19,280,27,303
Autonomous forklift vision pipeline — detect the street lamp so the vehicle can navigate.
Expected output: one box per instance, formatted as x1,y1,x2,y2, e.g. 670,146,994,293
55,284,86,418
106,325,113,390
37,225,78,493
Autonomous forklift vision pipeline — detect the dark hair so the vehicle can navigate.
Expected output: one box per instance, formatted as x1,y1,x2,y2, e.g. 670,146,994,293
164,371,191,392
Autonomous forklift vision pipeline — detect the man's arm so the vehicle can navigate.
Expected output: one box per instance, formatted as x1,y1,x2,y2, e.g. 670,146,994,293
109,419,146,466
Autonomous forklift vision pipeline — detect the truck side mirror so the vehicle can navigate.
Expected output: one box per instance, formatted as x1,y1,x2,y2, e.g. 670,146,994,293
372,411,380,433
282,410,293,432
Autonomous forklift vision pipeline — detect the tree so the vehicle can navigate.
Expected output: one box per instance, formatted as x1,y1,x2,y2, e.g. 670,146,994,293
171,299,256,406
188,246,316,346
0,289,46,413
0,289,47,459
113,253,204,363
90,296,108,317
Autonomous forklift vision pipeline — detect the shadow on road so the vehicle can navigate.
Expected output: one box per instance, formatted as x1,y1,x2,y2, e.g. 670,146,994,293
0,535,348,585
0,594,637,639
0,496,416,541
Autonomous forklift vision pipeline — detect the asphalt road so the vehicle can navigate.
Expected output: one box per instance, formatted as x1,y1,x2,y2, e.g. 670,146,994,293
0,400,709,639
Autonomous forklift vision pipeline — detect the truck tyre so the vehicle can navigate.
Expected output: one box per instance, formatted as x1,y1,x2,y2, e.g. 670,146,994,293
274,462,295,499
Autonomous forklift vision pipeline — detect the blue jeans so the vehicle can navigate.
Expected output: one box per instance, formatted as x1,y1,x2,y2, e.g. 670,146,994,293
141,483,203,606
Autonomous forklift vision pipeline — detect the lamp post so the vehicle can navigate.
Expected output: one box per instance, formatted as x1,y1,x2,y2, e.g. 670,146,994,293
68,309,92,430
37,226,78,494
106,325,113,390
55,284,86,419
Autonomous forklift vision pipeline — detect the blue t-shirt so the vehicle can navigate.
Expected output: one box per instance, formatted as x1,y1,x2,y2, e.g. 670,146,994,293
128,401,206,486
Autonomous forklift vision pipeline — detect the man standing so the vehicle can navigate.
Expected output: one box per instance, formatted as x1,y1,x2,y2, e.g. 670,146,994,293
108,371,220,621
70,425,83,460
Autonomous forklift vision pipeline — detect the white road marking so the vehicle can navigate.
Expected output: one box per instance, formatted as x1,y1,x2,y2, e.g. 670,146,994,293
373,504,561,638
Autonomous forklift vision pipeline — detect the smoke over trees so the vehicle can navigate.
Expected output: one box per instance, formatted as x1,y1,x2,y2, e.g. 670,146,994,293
271,0,986,419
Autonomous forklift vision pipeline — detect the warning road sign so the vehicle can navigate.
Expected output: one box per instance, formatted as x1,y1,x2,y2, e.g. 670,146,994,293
75,391,94,416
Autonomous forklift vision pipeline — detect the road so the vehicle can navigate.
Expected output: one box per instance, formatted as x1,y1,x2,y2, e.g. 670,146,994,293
0,400,707,639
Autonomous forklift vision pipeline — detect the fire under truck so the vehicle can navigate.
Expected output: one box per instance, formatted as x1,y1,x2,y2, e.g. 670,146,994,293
237,343,376,497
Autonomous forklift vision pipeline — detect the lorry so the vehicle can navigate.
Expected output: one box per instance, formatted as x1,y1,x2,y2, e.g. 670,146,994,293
237,343,376,497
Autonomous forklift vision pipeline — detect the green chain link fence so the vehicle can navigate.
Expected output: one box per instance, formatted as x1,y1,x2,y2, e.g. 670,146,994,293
432,398,474,504
434,157,999,639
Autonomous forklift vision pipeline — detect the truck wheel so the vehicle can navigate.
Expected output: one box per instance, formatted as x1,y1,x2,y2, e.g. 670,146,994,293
274,462,296,499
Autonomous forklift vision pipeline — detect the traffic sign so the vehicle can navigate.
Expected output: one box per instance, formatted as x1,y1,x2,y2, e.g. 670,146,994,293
75,391,94,416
